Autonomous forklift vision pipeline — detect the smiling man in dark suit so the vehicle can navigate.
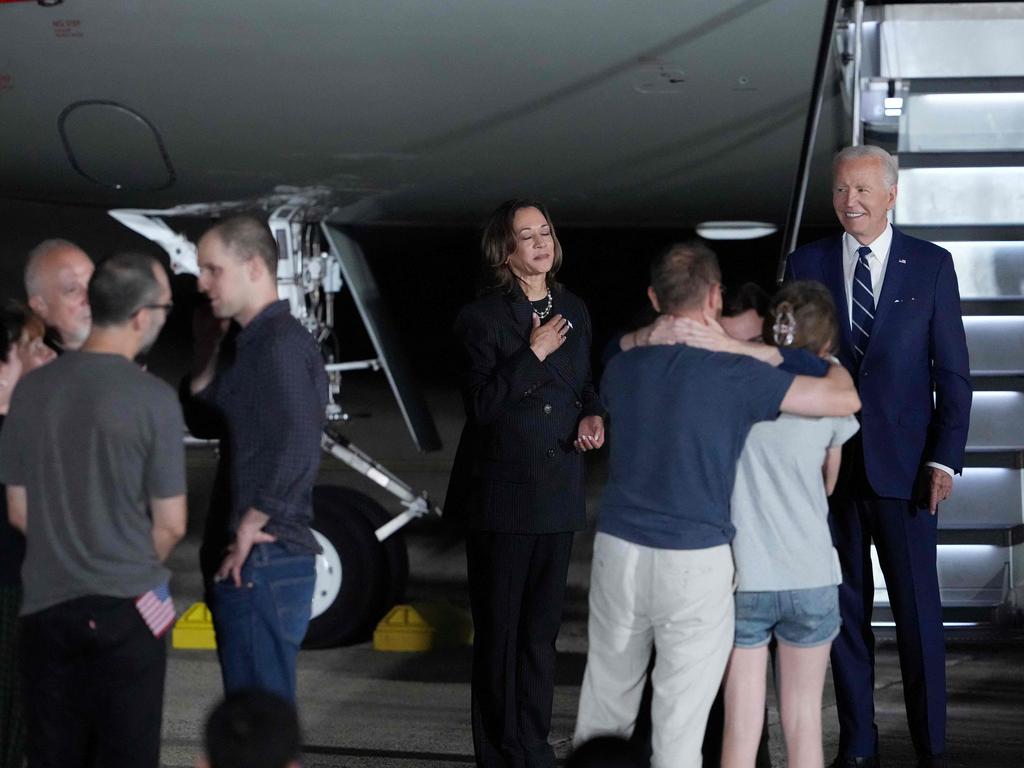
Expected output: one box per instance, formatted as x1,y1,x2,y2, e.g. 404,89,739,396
785,145,972,768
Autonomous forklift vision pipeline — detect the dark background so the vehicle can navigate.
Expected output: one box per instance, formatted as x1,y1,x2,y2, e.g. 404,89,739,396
0,198,833,391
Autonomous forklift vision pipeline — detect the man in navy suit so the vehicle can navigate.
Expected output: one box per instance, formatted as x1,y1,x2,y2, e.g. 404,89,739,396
785,145,971,768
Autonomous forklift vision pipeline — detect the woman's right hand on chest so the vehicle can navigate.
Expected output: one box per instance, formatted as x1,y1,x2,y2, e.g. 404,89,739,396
529,313,570,361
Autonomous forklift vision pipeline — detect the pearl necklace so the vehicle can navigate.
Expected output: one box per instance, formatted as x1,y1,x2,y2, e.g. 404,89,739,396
530,289,553,320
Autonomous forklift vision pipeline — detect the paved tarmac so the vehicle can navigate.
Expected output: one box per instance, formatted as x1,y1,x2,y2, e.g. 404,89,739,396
160,377,1024,767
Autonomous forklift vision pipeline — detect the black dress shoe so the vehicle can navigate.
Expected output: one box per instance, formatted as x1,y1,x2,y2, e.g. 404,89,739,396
916,755,946,768
828,756,880,768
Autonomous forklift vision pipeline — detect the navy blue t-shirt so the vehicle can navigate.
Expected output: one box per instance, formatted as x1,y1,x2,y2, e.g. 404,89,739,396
598,345,794,550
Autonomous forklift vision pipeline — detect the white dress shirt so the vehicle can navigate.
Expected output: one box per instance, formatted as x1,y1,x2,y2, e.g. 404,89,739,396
842,225,892,327
841,223,953,479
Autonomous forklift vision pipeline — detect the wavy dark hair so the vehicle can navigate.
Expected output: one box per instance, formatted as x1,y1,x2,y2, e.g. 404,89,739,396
479,199,563,294
722,282,770,319
763,280,838,355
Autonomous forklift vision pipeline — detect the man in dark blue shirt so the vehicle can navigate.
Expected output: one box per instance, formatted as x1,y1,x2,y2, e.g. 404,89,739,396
574,242,860,768
187,215,327,702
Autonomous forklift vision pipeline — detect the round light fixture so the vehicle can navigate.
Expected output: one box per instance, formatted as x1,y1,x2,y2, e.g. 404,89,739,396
696,221,777,240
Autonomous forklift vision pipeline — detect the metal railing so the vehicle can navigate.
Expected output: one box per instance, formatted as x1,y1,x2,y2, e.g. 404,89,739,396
776,0,848,283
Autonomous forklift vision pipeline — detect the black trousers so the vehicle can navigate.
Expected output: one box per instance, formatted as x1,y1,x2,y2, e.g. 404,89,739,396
20,595,166,768
466,531,574,768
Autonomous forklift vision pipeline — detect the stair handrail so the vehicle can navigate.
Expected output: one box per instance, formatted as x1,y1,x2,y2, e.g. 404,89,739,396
851,0,866,147
777,0,848,284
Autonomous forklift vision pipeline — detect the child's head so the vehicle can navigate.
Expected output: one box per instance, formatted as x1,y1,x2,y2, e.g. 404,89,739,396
764,281,838,357
198,690,301,768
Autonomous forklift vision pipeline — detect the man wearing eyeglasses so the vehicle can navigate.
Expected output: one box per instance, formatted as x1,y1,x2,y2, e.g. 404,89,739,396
0,252,187,768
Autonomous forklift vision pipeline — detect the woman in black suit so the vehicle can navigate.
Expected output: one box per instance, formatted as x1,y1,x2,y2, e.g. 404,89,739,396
447,199,605,767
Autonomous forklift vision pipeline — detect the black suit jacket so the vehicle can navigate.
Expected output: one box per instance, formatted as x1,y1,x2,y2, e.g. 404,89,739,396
445,285,604,534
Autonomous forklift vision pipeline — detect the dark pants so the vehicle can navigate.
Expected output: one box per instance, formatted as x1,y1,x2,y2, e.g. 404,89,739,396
0,585,24,768
20,595,166,768
209,542,316,702
829,448,945,759
467,531,573,768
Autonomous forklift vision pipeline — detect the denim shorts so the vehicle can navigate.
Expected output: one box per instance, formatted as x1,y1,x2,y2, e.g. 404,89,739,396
734,586,840,648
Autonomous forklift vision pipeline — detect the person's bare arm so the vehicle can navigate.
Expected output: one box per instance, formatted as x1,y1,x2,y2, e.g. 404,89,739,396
620,314,691,351
780,363,861,417
822,446,842,496
674,318,783,365
150,495,187,562
6,486,26,533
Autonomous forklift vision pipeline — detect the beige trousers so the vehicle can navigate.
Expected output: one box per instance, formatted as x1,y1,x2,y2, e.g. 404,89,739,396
574,533,735,768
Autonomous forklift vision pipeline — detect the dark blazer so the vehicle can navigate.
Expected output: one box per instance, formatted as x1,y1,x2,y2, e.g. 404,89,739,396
786,227,972,499
445,285,604,534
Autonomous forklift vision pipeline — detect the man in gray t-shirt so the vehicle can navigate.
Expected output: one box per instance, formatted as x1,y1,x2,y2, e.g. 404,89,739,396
0,252,186,768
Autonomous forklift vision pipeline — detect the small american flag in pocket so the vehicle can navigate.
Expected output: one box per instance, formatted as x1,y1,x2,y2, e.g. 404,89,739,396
135,582,176,638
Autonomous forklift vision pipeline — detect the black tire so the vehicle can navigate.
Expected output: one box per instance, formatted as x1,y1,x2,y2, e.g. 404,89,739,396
302,486,388,648
326,486,410,610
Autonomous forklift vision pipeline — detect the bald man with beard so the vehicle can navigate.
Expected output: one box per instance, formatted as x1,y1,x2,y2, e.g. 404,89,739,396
24,239,94,352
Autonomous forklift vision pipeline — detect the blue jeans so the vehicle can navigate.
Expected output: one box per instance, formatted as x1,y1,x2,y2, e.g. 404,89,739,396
734,586,841,649
209,542,315,702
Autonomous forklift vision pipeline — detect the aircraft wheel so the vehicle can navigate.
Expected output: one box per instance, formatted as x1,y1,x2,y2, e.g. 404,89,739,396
302,485,407,648
326,486,409,610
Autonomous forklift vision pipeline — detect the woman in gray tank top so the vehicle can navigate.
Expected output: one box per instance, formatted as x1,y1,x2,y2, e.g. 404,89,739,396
716,283,860,768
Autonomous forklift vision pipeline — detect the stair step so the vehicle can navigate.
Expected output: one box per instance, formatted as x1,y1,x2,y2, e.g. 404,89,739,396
938,524,1024,546
866,74,1024,96
866,479,1017,620
877,4,1024,80
967,391,1024,448
972,372,1024,391
965,449,1024,469
904,225,1024,241
962,298,1024,315
946,241,1024,299
898,151,1024,168
896,165,1024,226
899,76,1024,95
874,1,1024,7
938,465,1022,527
872,604,1004,627
897,90,1024,153
963,317,1024,373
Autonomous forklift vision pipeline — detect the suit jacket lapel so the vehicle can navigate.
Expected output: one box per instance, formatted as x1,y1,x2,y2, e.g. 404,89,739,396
507,289,534,341
868,227,908,351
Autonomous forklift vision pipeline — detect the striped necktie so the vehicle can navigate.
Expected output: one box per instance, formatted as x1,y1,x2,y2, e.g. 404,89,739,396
851,245,875,361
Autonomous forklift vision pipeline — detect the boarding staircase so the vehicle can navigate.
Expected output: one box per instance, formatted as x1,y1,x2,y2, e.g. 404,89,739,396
840,1,1024,625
